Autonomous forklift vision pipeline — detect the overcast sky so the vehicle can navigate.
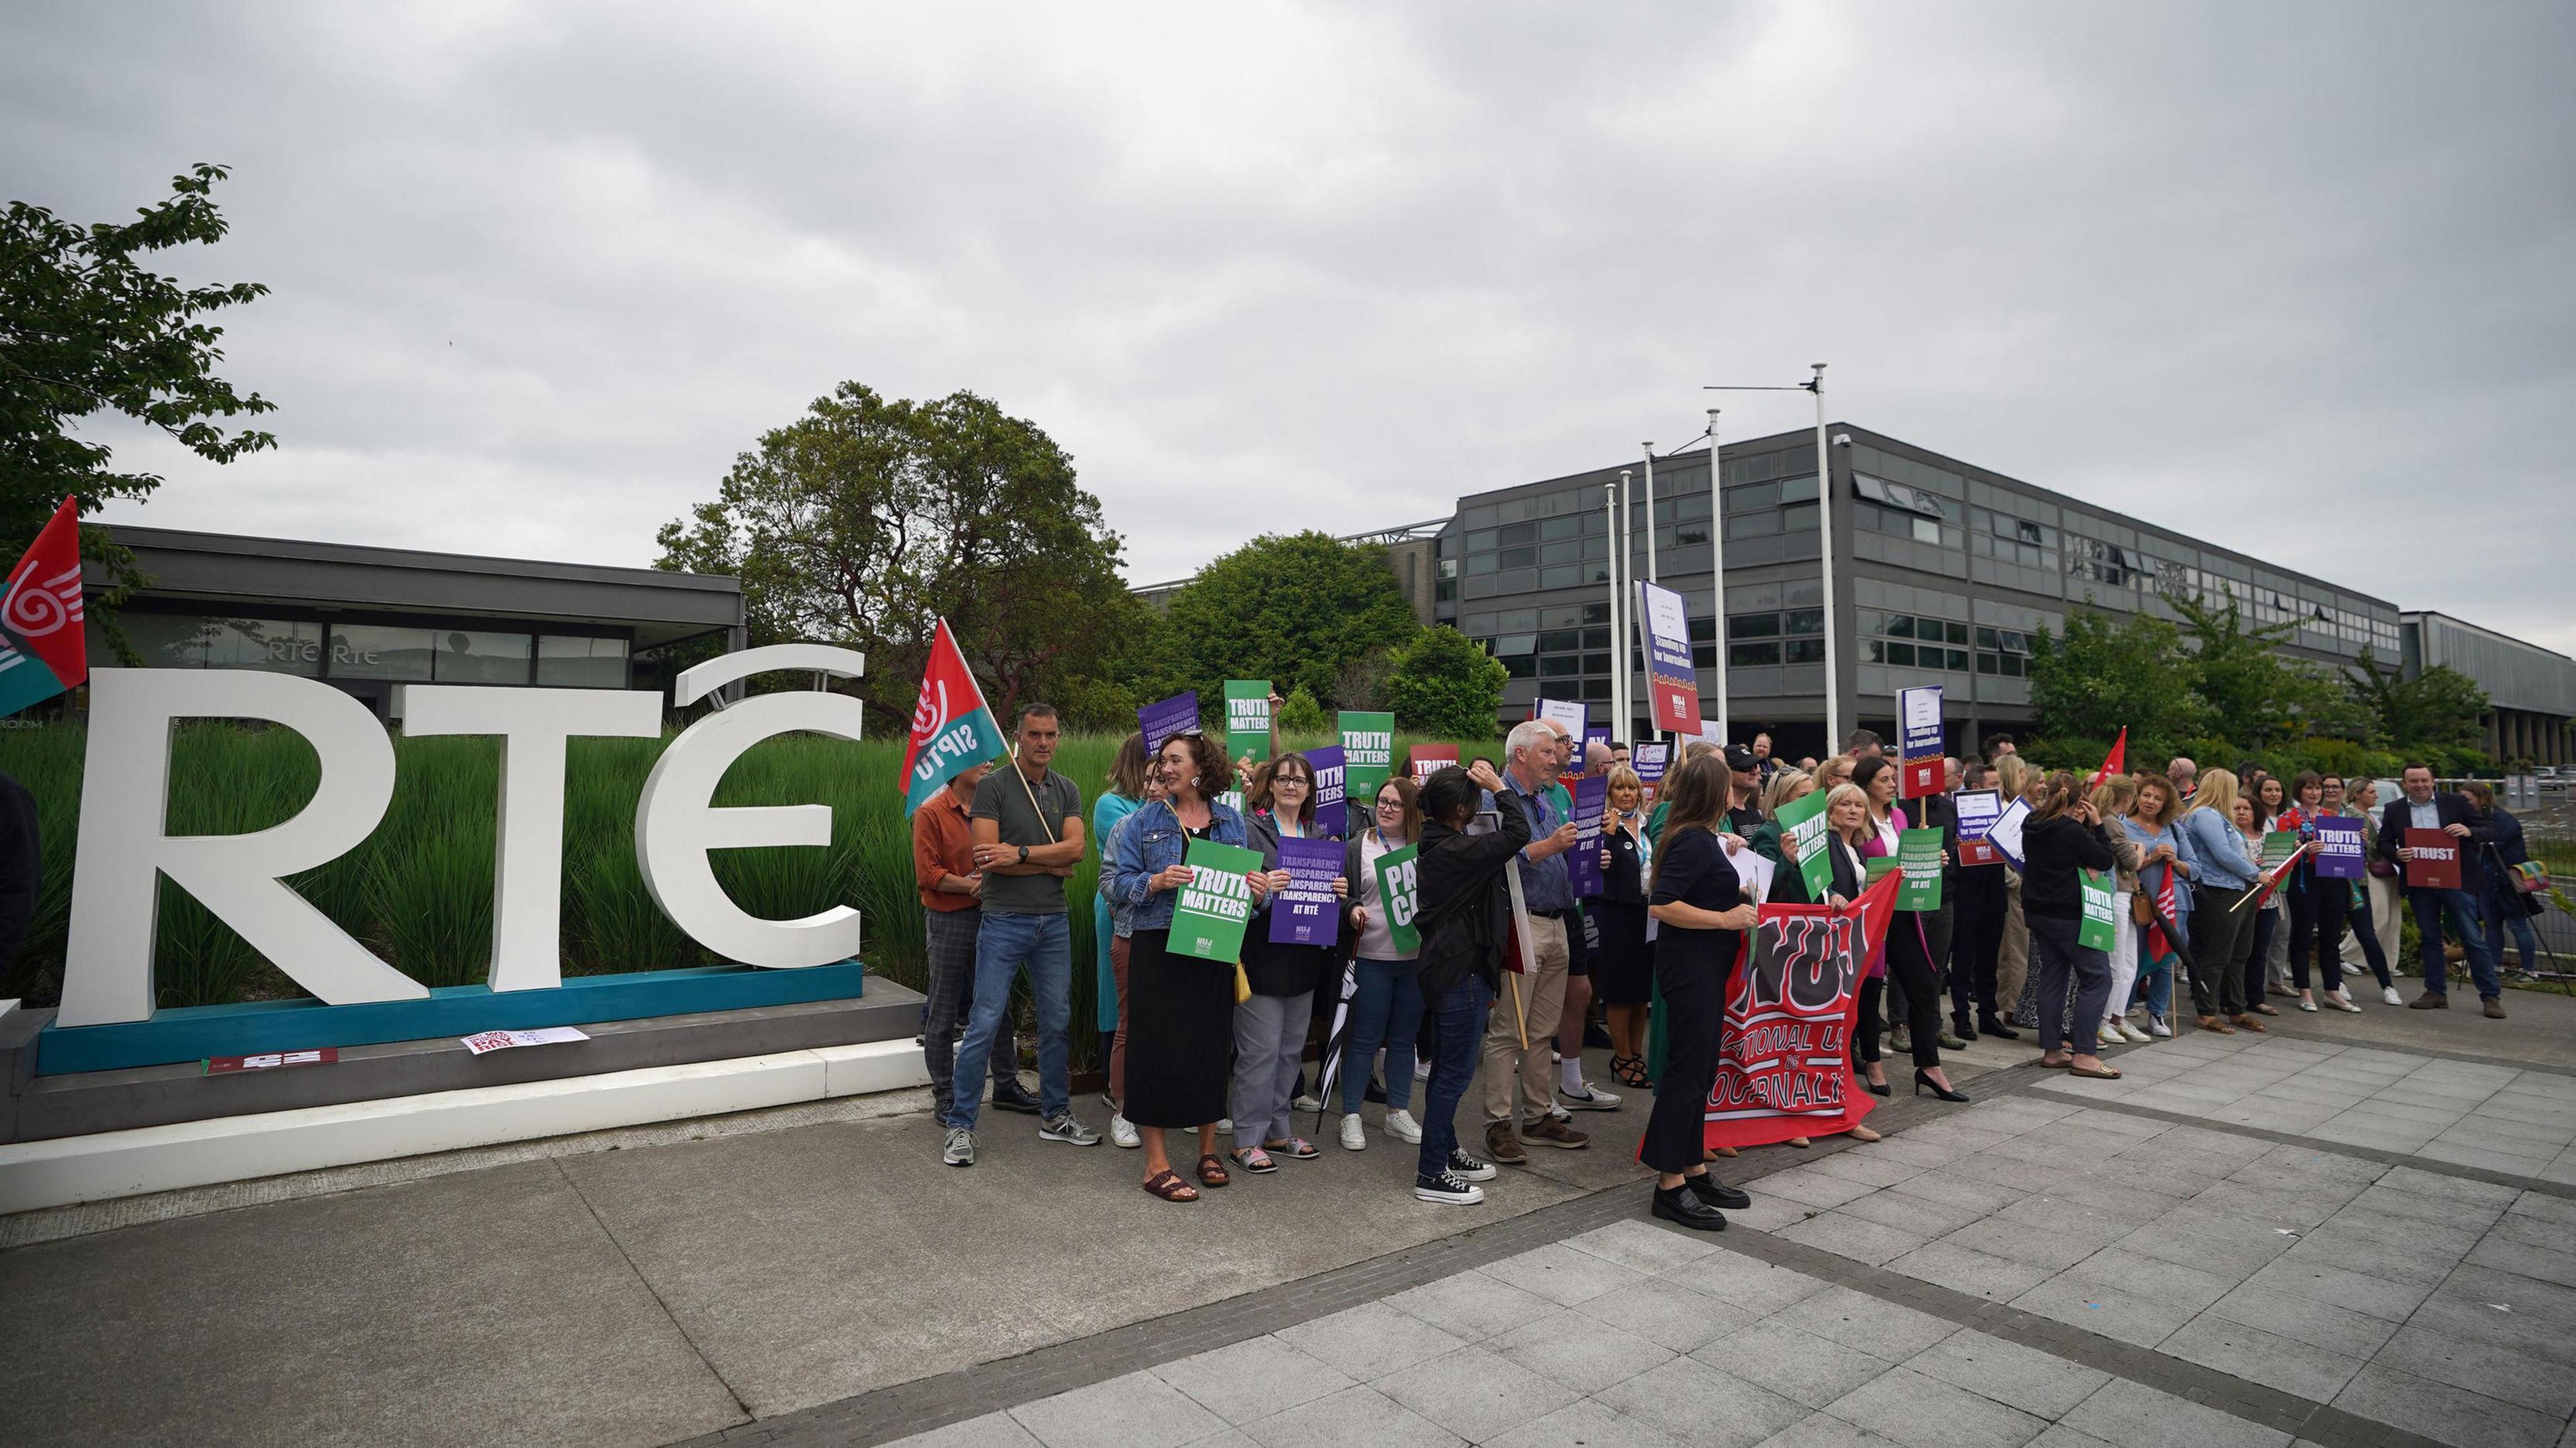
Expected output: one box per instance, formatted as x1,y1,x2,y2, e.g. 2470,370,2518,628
7,3,2571,651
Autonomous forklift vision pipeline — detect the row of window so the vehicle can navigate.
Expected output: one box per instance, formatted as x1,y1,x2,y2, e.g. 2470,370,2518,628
120,614,633,688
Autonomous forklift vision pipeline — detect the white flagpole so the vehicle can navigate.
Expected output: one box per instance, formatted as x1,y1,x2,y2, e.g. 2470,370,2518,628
1707,408,1727,745
1605,478,1625,740
1809,364,1841,753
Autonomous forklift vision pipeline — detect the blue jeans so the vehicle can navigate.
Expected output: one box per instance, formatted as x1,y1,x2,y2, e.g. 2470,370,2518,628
2483,887,2542,975
1341,958,1426,1114
947,911,1072,1130
2135,922,2174,1019
1418,974,1492,1181
2412,888,2500,1000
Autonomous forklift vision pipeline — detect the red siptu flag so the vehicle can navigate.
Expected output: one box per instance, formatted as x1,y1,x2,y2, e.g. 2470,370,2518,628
0,497,88,719
899,618,1008,816
2088,728,2127,792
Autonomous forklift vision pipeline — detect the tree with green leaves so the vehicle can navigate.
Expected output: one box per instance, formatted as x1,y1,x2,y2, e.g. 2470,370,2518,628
2027,606,2208,760
1150,531,1421,708
1,163,275,614
656,383,1130,729
1382,625,1508,738
2168,589,2361,748
2345,648,2489,756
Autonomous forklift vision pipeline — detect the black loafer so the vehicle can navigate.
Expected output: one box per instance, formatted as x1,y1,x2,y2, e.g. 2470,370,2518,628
989,1082,1042,1115
1686,1174,1752,1211
1652,1184,1728,1231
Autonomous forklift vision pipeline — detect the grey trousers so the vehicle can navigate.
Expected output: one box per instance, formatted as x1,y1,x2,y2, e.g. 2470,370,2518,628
922,906,1020,1120
1232,990,1315,1148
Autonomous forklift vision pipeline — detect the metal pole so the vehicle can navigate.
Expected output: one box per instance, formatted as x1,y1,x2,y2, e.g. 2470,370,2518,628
1809,364,1840,753
1605,478,1625,738
1617,468,1636,737
1707,408,1727,744
1641,444,1656,742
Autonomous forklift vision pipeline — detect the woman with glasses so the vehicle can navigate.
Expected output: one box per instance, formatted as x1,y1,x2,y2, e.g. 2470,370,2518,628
1338,777,1426,1151
1233,752,1345,1174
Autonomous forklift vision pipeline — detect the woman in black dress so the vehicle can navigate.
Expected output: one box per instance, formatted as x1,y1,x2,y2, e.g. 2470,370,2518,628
1592,764,1654,1088
1108,731,1266,1201
1640,754,1762,1231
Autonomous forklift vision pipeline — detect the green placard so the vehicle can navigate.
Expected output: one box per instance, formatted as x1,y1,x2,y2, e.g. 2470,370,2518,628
2078,868,2119,952
1374,841,1421,955
1224,681,1271,763
1339,710,1395,805
1897,827,1945,911
1171,838,1266,963
2260,829,2299,871
1776,787,1835,900
1866,856,1900,885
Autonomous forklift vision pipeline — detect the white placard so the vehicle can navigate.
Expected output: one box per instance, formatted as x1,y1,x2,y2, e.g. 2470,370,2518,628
460,1025,591,1056
1986,797,2033,871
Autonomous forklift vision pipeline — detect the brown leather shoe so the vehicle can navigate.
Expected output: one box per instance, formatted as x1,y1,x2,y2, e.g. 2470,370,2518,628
2410,993,2449,1010
1521,1116,1591,1150
2196,1015,2237,1035
2484,997,2507,1019
2229,1013,2268,1033
1485,1120,1529,1165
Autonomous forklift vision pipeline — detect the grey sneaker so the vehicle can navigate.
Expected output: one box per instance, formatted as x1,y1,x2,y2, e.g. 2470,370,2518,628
943,1127,976,1167
1039,1113,1102,1146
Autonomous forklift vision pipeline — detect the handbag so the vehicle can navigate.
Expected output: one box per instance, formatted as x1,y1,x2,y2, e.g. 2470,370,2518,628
1234,960,1253,1005
2511,859,2549,895
2131,891,2154,926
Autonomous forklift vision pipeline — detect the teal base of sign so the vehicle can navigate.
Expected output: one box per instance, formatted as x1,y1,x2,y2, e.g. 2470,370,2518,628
34,962,868,1076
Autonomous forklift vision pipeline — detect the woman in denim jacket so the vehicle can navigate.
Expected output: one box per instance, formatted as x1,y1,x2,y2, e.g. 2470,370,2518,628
1110,731,1265,1202
2174,767,2263,1028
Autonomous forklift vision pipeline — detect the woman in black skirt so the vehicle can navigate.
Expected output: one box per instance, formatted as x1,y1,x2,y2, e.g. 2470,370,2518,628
1640,753,1761,1231
1108,730,1267,1202
1592,764,1654,1087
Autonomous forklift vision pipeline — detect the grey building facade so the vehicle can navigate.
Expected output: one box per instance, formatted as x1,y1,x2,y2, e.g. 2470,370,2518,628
1426,424,2540,760
78,526,747,720
2403,612,2575,766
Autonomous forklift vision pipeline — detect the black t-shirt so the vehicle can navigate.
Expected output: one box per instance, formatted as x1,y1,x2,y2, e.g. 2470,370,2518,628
1725,804,1764,837
1651,827,1745,964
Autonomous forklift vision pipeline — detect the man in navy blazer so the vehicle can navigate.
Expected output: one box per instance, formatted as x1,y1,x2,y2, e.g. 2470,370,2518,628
2377,763,2502,1015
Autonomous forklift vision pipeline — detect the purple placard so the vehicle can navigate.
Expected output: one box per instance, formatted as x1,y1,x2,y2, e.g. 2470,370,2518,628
1138,690,1199,757
1583,726,1611,756
1564,775,1609,897
1267,836,1344,946
1307,744,1348,836
2312,819,2367,880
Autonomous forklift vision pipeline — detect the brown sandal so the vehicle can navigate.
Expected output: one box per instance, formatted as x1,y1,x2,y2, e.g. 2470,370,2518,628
1195,1153,1231,1188
1142,1170,1199,1202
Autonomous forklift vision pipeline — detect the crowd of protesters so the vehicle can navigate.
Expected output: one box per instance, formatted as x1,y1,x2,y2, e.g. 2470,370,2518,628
912,704,2548,1223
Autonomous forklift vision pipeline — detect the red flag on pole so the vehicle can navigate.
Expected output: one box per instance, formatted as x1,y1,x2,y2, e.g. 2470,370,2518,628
2087,728,2127,791
0,497,88,719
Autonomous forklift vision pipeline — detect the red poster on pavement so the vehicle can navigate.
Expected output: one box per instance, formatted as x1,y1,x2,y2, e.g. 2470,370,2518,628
206,1048,338,1074
2404,828,2463,890
1703,869,1902,1152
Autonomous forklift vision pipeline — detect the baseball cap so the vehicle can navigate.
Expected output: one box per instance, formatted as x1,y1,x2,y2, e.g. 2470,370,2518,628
1723,744,1760,771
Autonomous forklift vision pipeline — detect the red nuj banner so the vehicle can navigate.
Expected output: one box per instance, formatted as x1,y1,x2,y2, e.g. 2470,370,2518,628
1705,869,1903,1151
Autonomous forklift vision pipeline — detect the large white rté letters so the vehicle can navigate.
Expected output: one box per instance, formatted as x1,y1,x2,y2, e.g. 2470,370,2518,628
55,644,867,1029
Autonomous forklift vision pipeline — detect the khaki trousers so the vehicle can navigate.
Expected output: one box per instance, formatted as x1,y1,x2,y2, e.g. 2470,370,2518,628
1997,871,2030,1010
1483,914,1570,1127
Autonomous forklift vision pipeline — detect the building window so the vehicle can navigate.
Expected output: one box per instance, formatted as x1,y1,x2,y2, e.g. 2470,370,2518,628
1784,638,1825,664
1729,642,1780,666
433,630,532,685
330,624,437,681
537,635,630,688
1729,612,1780,639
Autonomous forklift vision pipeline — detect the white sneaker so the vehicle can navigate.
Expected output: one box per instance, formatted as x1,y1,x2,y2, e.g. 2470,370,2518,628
942,1127,976,1167
2108,1020,2149,1044
1291,1095,1324,1114
1218,1118,1233,1134
1339,1113,1368,1151
2382,986,2404,1006
1383,1109,1424,1144
1110,1113,1141,1149
1413,1058,1432,1081
1559,1082,1622,1111
2147,1015,2173,1038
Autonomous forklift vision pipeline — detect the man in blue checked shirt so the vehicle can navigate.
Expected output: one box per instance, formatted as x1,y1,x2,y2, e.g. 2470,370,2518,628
1477,719,1588,1166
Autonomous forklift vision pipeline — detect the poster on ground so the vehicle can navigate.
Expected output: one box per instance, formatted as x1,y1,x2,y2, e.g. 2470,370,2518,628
1636,579,1704,735
1374,842,1421,954
1704,869,1902,1152
1339,712,1395,807
1268,836,1344,947
1139,691,1200,757
1172,838,1265,962
1775,785,1835,900
1224,681,1271,763
1566,775,1608,897
1898,685,1943,799
1308,745,1348,836
2403,828,2462,889
1896,828,1944,910
2312,820,2366,881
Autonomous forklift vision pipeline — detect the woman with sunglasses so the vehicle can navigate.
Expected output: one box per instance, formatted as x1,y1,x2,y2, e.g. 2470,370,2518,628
1338,777,1426,1150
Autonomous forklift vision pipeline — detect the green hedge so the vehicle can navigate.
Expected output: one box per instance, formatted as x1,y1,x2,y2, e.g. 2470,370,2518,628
0,724,1493,1072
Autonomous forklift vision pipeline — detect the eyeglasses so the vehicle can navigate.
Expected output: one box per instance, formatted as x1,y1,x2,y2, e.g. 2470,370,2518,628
1271,777,1310,789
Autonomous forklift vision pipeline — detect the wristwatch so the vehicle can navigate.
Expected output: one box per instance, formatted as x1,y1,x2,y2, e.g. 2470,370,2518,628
1017,844,1030,865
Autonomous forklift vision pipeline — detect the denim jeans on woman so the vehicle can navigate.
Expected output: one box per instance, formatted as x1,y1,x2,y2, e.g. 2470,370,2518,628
1340,958,1426,1113
1418,975,1493,1180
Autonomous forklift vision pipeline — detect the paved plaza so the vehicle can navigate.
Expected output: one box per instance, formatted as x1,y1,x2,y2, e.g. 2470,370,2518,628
5,997,2575,1447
